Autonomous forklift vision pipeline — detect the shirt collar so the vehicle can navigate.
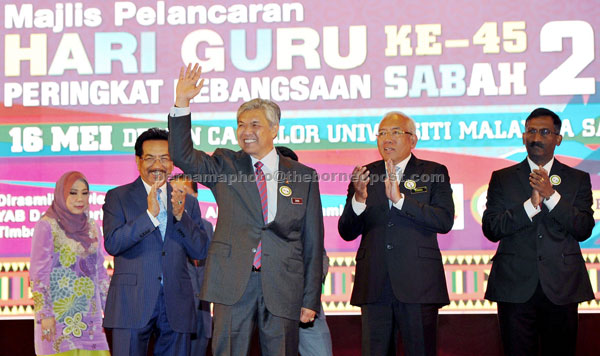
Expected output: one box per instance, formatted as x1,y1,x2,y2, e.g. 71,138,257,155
250,148,279,173
526,156,554,173
384,154,411,181
395,153,412,173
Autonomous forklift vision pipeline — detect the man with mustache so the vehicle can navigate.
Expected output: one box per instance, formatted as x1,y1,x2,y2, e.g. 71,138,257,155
103,128,209,355
338,112,454,356
482,108,595,356
168,65,324,356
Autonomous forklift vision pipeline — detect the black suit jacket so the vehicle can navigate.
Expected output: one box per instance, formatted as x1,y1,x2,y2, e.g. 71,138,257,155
482,159,595,304
168,114,324,320
338,156,454,306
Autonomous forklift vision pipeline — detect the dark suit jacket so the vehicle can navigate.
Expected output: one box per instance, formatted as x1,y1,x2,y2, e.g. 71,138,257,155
168,114,324,320
482,159,595,304
102,177,208,333
188,218,213,339
338,156,454,306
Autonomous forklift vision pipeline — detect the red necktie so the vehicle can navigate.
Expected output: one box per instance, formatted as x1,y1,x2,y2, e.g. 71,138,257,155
253,161,267,268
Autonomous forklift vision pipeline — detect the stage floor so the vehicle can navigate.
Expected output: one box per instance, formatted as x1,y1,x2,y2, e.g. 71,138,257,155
3,314,600,355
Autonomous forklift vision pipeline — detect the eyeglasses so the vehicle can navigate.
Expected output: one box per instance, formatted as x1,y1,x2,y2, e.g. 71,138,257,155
376,130,413,138
142,155,172,165
525,128,559,137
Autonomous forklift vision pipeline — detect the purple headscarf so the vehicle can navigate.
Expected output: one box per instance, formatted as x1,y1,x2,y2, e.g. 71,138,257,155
44,171,94,248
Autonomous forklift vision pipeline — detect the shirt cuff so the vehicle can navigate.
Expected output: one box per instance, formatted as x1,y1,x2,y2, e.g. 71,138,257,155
170,106,190,117
523,198,541,221
351,195,366,216
543,190,561,212
147,210,160,227
392,196,405,210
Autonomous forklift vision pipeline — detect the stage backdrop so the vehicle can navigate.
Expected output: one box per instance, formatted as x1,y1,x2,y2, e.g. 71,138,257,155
1,0,599,317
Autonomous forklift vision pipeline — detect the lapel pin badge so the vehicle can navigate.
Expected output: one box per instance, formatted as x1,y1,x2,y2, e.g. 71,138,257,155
292,197,303,204
404,180,416,190
549,175,561,185
279,185,292,197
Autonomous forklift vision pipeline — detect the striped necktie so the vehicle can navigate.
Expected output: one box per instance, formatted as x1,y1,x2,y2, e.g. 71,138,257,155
253,161,267,269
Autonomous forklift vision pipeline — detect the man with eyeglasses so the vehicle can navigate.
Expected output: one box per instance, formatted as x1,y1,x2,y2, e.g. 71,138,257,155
482,108,595,356
338,112,455,356
103,128,209,355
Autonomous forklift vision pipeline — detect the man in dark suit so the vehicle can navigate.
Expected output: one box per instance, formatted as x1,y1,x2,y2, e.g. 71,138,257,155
338,112,454,356
102,128,208,355
482,108,595,356
276,146,333,356
170,174,214,356
168,64,324,356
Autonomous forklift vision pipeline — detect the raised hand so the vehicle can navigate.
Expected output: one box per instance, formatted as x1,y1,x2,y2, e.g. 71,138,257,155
384,159,402,204
531,188,541,208
147,181,161,217
175,63,205,108
530,166,554,199
171,187,186,221
351,165,370,203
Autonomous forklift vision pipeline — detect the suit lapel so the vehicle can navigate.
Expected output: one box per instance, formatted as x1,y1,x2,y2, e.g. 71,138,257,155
128,177,163,243
273,155,295,224
400,155,423,196
515,160,532,199
129,177,149,215
548,159,568,197
369,161,390,213
549,159,565,182
233,152,264,225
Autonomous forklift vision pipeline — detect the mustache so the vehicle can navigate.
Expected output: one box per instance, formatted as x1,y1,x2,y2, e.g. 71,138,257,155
149,169,167,178
529,141,544,149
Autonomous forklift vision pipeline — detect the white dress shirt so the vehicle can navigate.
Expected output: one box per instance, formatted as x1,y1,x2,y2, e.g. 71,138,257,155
251,148,279,223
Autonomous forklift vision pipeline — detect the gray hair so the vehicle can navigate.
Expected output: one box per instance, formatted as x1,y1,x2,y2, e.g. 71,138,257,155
237,98,281,126
383,111,416,135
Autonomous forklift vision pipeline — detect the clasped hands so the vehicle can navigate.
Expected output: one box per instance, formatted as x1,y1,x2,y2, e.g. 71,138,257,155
352,159,403,204
147,181,186,221
529,166,555,208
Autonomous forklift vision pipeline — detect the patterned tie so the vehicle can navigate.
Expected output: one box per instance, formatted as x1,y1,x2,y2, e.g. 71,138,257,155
253,161,268,269
156,188,167,241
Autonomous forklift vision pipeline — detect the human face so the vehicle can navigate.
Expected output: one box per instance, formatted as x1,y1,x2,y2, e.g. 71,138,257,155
136,140,174,186
237,109,278,160
66,179,89,214
376,114,417,165
170,179,197,198
523,116,562,166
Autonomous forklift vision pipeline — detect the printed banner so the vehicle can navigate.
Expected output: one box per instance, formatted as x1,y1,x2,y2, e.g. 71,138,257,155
1,0,599,316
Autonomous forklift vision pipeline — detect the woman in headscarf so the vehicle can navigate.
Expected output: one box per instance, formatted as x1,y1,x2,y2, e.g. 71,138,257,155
30,171,110,355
